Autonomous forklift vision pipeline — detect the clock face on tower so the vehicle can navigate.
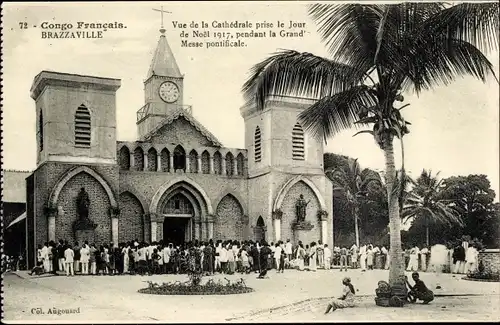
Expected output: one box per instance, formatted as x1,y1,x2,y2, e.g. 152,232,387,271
159,81,180,103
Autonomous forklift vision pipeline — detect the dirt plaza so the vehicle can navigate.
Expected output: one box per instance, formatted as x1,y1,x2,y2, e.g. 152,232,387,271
3,268,499,323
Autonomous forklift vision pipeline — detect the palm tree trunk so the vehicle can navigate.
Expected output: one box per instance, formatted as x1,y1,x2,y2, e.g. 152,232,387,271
354,206,360,248
383,137,405,287
398,137,406,216
426,215,430,247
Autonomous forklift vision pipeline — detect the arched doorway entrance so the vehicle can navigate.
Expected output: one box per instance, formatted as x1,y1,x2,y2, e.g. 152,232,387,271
151,177,213,244
254,216,266,242
161,193,194,245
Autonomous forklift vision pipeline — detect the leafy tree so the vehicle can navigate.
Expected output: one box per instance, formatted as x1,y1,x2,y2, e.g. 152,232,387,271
402,170,463,246
242,3,499,286
440,175,499,247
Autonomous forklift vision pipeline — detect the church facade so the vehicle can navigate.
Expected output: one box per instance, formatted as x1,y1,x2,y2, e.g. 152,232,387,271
26,27,333,267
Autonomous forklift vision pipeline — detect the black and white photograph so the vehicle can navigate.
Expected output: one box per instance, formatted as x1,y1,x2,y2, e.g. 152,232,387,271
1,1,499,322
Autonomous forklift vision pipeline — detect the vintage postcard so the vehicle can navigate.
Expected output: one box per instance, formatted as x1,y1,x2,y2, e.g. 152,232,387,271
2,1,499,323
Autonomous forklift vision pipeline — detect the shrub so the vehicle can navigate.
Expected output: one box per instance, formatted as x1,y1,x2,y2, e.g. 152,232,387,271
138,278,254,295
138,246,253,295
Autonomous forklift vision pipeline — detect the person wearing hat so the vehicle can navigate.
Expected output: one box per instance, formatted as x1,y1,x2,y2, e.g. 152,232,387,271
405,272,434,304
324,277,356,314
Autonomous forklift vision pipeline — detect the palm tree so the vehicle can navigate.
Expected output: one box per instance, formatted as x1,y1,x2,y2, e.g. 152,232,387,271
327,158,383,247
242,3,498,286
402,170,463,246
394,169,415,216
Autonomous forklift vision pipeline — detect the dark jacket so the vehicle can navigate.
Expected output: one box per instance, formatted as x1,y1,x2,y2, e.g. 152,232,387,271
452,246,466,263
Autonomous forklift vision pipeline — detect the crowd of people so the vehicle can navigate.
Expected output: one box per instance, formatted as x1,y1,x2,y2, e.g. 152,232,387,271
26,237,482,277
31,238,333,277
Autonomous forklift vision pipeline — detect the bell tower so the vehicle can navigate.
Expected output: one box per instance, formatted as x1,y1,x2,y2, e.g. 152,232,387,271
137,9,186,139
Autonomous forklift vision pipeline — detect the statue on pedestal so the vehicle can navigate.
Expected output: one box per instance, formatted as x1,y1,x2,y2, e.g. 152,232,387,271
77,187,90,220
295,194,310,222
74,187,96,232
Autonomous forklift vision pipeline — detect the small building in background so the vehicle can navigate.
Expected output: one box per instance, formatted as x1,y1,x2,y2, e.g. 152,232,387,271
3,170,31,257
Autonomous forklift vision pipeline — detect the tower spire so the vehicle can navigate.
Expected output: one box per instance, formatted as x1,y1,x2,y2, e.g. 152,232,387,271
147,6,182,80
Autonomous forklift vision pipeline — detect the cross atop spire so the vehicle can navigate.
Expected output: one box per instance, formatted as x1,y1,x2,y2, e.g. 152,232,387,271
152,6,172,34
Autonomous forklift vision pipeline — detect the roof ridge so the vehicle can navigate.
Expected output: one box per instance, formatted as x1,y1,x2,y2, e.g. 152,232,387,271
141,108,222,147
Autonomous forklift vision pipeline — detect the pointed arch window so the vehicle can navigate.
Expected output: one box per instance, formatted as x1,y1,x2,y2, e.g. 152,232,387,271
292,122,305,160
75,105,91,148
254,126,262,162
39,109,44,152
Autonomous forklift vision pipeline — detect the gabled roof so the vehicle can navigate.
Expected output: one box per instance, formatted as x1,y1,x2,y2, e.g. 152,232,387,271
141,106,222,147
146,30,182,80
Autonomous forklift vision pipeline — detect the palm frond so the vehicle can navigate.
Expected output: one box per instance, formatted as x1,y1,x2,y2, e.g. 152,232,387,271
308,4,382,74
241,50,362,111
298,85,377,142
402,38,497,93
420,2,500,54
377,3,445,70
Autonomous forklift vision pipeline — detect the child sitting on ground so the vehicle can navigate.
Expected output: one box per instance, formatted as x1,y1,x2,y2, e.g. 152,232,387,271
405,272,434,304
325,277,357,314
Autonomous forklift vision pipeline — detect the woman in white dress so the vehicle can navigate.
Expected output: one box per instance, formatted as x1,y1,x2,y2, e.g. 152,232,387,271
296,243,305,271
122,244,129,274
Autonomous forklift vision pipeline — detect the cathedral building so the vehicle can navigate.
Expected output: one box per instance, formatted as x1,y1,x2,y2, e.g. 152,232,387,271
26,26,333,267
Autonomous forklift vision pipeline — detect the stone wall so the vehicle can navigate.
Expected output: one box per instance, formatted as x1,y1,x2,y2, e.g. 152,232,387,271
119,171,248,241
33,162,119,246
214,194,244,240
479,249,500,274
118,192,145,242
56,172,111,244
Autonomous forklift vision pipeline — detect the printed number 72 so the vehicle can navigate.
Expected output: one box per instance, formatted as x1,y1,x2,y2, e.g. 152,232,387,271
19,22,28,29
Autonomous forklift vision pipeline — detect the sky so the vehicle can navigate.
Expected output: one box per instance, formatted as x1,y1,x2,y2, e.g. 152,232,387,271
2,1,499,200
